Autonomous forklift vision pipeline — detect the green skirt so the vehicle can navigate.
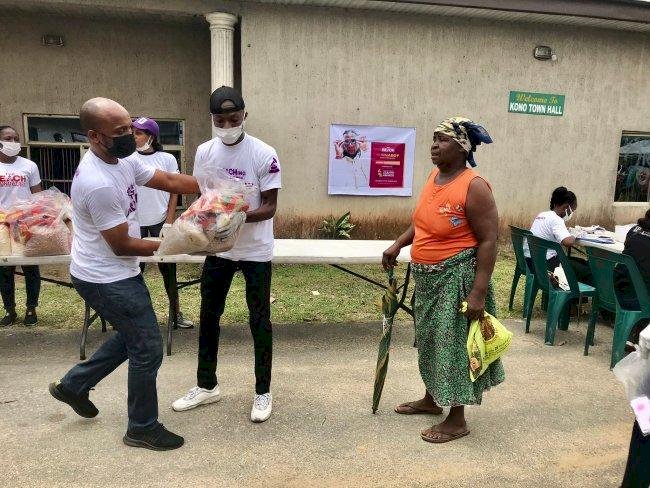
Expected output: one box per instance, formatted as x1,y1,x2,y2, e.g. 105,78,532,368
413,248,505,407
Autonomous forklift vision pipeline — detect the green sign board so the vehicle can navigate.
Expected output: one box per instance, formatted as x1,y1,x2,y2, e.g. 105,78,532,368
508,91,565,116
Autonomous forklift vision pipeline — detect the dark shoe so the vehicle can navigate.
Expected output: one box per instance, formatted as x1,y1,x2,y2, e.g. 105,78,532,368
48,381,98,418
176,312,194,329
123,424,184,451
24,308,37,326
0,311,17,327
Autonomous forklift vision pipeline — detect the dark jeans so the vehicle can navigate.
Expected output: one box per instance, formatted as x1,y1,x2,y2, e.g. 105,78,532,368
621,420,650,488
198,256,272,394
61,274,163,433
140,221,174,300
0,265,40,310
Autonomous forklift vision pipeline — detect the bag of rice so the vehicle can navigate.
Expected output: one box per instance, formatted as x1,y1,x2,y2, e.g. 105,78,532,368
158,173,251,256
0,211,11,256
5,188,73,257
462,302,513,382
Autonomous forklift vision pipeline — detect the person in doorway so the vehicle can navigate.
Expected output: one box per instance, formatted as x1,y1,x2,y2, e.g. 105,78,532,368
524,186,592,284
48,98,200,451
0,125,42,326
382,116,503,443
132,116,193,329
172,86,281,423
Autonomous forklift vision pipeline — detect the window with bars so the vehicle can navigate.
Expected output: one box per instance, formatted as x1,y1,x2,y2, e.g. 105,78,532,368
23,115,187,208
615,131,650,203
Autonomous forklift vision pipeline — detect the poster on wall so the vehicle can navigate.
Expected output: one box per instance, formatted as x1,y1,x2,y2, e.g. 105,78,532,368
328,124,416,196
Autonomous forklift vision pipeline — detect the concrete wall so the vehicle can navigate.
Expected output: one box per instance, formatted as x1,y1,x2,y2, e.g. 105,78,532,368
239,3,650,227
0,11,211,172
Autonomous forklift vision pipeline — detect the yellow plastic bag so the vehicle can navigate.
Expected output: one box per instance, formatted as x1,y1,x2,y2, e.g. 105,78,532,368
461,302,513,382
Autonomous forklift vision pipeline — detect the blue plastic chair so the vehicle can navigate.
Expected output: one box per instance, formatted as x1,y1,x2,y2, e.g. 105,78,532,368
526,235,598,346
585,246,650,368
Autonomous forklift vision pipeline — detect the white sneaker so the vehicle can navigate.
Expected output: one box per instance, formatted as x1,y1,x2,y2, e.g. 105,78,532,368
251,393,272,423
172,385,221,412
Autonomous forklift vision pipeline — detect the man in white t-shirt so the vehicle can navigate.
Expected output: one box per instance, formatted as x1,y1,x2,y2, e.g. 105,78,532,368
0,125,43,327
48,98,199,451
173,86,281,423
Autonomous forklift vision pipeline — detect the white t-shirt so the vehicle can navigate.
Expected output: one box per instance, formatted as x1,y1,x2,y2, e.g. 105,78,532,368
135,151,179,226
525,210,571,259
0,157,41,209
70,150,155,283
193,134,281,262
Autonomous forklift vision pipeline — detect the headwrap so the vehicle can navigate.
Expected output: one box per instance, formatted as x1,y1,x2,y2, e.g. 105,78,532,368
433,116,493,167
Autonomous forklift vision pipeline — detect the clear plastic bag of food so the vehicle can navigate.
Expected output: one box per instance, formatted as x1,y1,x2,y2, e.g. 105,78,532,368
613,340,650,436
0,210,11,256
5,188,73,257
157,171,251,256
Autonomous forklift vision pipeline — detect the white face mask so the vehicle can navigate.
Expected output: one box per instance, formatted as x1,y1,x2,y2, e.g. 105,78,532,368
0,140,21,157
214,119,245,145
136,137,152,153
563,206,574,222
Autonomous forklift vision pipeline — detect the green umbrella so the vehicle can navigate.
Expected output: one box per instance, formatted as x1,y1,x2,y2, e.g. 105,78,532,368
372,267,400,414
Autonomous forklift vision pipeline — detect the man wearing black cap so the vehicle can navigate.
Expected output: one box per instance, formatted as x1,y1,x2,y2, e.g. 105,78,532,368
173,86,280,423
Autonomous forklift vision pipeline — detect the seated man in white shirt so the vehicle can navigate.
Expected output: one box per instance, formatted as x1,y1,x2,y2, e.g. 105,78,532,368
48,97,199,451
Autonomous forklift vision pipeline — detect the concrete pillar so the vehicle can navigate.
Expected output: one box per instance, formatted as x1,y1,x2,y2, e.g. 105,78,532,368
205,12,238,91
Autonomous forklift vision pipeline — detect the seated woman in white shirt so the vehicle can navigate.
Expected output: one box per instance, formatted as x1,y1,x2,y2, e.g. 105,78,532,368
526,186,592,285
132,117,193,328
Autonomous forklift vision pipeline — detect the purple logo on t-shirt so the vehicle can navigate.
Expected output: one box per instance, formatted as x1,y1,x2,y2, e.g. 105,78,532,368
126,184,137,216
269,158,280,174
226,168,246,178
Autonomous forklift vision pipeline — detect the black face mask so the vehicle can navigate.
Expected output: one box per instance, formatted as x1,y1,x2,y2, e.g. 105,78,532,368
99,132,136,158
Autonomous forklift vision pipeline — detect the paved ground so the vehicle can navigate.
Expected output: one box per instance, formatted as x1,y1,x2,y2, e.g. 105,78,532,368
0,317,633,488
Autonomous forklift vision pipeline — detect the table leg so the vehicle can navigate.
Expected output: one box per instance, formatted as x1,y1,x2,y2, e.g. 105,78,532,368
80,302,90,361
166,263,178,356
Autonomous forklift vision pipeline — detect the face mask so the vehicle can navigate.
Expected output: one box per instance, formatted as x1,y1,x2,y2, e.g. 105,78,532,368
563,206,574,222
136,136,152,153
99,132,136,158
0,140,21,157
214,119,245,145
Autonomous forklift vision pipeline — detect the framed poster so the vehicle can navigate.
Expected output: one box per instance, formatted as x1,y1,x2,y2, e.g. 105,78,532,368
328,124,416,196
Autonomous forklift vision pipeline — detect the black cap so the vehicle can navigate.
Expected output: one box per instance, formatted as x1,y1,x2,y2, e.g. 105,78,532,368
210,86,245,114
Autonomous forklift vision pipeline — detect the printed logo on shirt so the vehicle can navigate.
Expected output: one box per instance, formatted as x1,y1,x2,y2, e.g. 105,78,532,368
450,216,464,227
438,202,452,215
225,168,246,178
0,174,28,187
269,158,280,174
126,184,138,216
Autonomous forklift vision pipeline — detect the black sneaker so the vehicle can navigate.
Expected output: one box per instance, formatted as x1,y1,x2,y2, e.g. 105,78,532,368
48,381,99,418
24,309,37,326
0,311,17,327
123,424,184,451
176,312,194,329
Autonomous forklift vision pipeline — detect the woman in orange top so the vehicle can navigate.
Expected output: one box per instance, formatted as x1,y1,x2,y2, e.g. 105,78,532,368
383,117,504,443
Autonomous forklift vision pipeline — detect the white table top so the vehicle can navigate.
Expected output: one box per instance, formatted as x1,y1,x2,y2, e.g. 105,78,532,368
0,239,411,266
574,230,624,254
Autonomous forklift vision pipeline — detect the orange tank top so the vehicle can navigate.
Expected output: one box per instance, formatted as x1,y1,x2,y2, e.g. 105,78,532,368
411,168,489,264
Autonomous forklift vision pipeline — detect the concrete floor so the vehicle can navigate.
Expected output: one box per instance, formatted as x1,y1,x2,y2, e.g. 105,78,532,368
0,318,634,488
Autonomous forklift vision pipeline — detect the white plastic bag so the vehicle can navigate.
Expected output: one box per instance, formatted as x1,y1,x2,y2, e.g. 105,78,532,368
157,172,251,256
613,345,650,436
0,224,11,256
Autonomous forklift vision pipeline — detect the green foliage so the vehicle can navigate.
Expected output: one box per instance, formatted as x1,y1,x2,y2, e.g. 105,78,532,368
319,211,356,240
